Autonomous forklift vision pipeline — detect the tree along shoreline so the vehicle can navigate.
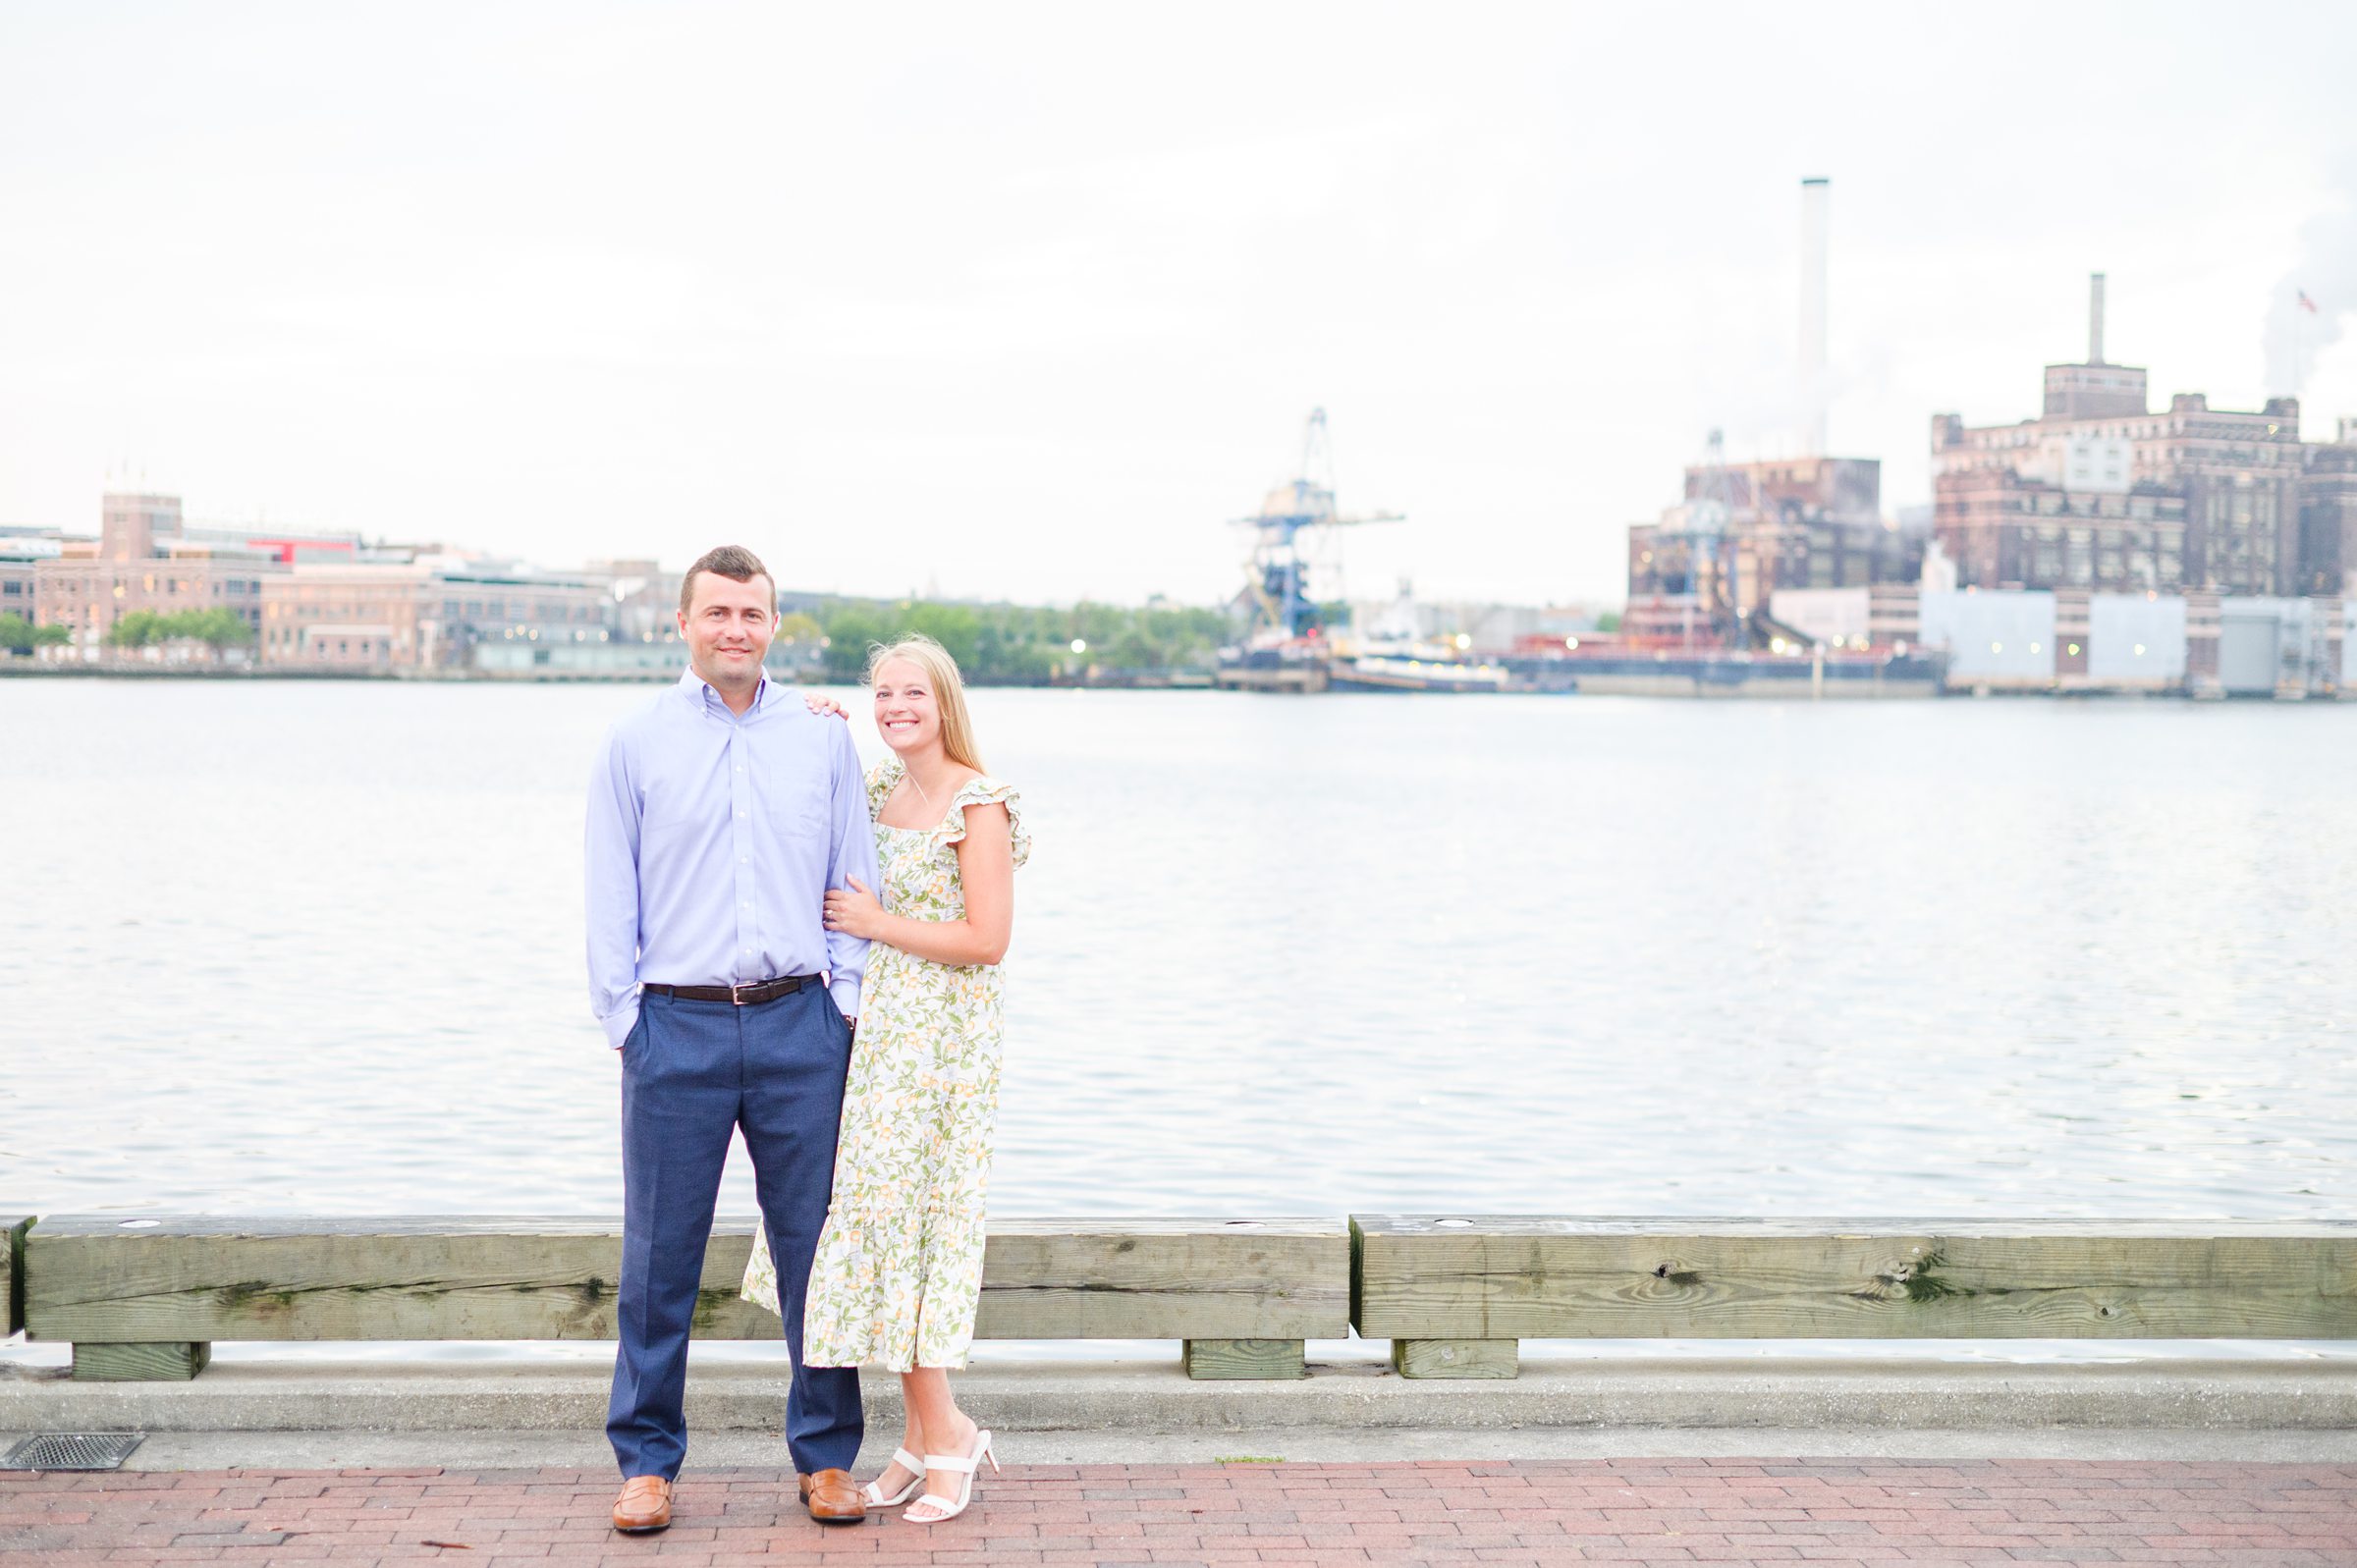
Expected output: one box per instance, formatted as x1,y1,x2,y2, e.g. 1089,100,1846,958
2,598,1235,681
804,597,1231,683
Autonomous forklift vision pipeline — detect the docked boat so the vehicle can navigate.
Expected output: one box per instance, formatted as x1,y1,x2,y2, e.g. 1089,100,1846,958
1326,651,1517,693
1212,636,1332,692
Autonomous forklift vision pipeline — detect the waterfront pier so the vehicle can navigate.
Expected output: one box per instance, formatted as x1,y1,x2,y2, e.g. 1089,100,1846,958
7,1211,2352,1392
8,1210,2357,1563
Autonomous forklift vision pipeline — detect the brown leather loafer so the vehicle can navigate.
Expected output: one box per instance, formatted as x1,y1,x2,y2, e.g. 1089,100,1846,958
798,1468,865,1524
612,1475,673,1533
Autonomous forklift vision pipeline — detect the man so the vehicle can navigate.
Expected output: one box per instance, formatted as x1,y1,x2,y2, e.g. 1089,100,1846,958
585,545,877,1531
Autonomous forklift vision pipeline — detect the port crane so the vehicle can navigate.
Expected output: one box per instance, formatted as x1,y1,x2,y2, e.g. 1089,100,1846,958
1668,430,1823,654
1669,427,1740,651
1232,407,1402,641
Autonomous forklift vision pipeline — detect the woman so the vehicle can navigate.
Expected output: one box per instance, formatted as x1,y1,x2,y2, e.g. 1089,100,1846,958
742,633,1026,1525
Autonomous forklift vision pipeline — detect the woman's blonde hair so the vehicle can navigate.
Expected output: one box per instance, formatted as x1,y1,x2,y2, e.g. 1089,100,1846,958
866,633,984,773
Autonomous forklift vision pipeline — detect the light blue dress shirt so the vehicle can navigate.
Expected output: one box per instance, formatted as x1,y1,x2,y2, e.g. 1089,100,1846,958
585,668,879,1049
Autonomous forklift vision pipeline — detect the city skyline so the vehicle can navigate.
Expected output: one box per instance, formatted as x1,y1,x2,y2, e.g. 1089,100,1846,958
3,2,2354,607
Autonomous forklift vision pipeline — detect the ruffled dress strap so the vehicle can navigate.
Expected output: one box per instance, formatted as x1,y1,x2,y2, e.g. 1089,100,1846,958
938,776,1029,869
865,756,904,818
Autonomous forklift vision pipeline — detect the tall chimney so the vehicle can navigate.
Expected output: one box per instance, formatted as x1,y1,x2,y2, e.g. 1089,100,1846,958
1799,178,1830,457
2088,271,2106,365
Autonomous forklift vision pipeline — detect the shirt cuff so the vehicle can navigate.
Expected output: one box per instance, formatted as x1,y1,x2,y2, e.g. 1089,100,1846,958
829,976,861,1021
599,1000,640,1051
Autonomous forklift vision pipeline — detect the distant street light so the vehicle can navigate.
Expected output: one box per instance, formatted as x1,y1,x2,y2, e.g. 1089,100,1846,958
1069,638,1087,654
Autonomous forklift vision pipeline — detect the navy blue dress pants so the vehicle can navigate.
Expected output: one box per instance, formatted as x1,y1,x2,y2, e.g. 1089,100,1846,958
607,985,863,1480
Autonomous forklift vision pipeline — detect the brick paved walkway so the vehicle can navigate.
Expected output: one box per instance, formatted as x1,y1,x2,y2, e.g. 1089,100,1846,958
5,1457,2355,1565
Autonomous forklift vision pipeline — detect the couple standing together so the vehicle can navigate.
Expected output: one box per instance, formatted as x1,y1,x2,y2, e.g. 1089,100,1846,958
584,545,1028,1532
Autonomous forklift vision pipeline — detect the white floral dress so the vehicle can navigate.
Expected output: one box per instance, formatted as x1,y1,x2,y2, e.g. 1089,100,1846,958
741,759,1028,1371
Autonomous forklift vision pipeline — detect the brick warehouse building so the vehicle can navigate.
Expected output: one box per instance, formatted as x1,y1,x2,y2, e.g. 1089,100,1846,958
2301,419,2357,595
19,492,616,670
258,559,609,670
32,493,281,657
1930,274,2347,597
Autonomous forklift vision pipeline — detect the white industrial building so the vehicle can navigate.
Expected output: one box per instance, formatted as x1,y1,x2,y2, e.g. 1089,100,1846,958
2085,594,2187,687
1917,590,2057,687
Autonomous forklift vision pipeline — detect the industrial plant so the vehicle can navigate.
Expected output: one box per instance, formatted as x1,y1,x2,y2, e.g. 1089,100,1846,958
1605,182,2357,698
9,178,2354,698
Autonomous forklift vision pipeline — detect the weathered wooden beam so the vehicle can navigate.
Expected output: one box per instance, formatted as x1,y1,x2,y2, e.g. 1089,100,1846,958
1350,1217,2357,1341
26,1217,753,1345
74,1341,210,1381
1391,1337,1517,1379
1,1216,29,1337
979,1219,1346,1340
1181,1338,1306,1379
26,1216,1349,1347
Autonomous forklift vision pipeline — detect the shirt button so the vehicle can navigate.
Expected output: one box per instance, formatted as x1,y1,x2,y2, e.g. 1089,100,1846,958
737,810,745,818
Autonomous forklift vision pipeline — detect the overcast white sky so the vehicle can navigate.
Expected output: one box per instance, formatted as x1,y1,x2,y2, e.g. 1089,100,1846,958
4,2,2353,607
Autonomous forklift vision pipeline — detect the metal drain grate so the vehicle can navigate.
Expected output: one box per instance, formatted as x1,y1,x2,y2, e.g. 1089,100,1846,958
1,1433,146,1471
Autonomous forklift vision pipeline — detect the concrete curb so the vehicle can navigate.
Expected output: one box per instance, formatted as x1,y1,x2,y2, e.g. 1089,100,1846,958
6,1355,2355,1437
21,1426,2357,1473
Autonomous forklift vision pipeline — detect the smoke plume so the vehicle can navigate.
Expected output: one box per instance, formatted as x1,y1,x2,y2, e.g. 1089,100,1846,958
2265,158,2357,398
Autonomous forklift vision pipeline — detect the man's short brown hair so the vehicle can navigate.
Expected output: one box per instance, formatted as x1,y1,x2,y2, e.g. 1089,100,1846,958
679,545,775,616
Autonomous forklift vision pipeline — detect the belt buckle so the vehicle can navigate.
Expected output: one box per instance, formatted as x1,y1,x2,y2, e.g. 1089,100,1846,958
730,981,756,1006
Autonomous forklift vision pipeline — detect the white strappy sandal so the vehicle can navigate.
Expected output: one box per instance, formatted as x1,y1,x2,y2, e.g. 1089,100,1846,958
862,1447,926,1508
904,1429,997,1524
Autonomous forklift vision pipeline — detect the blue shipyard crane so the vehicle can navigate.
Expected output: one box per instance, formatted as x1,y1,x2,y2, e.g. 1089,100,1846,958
1669,427,1740,650
1232,408,1403,641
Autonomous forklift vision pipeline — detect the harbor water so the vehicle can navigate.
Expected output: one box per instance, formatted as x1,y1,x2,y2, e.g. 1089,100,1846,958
5,678,2356,1231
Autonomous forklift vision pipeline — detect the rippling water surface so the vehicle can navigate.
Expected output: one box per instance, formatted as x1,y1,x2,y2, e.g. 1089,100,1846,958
5,678,2353,1222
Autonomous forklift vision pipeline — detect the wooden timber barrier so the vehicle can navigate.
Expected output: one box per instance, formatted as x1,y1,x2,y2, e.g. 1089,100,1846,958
1352,1217,2357,1378
19,1216,1347,1382
9,1213,2355,1381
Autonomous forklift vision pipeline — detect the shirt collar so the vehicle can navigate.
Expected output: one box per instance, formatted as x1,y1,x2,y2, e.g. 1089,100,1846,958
676,663,770,718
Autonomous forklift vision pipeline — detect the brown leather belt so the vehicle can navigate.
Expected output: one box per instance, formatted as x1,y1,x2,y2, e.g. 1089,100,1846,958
641,975,818,1006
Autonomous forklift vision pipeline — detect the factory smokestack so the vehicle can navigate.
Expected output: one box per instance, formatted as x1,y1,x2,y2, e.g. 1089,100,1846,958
1799,177,1829,457
2089,272,2107,365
